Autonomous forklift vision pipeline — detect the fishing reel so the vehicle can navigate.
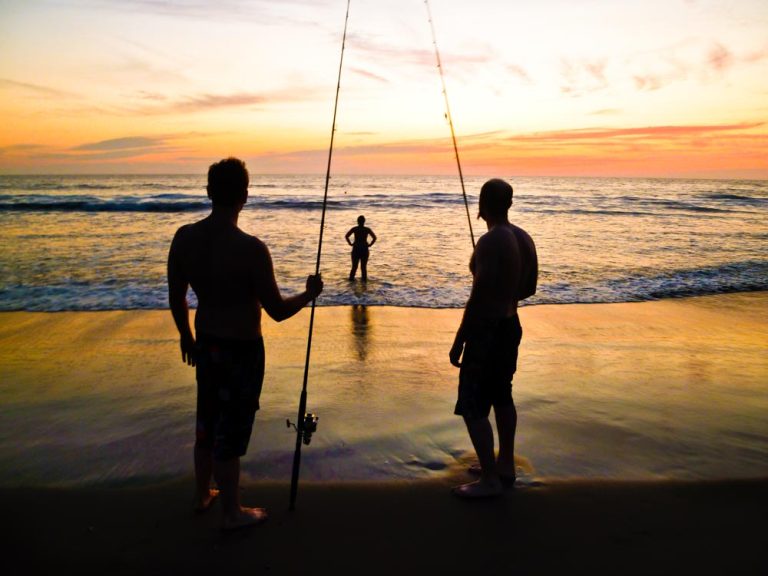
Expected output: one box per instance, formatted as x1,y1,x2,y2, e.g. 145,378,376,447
287,412,319,445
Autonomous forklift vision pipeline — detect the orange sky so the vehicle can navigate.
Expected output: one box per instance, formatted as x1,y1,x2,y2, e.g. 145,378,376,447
1,0,767,178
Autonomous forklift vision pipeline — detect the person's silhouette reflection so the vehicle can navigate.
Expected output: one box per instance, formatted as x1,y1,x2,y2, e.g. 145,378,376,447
351,304,370,361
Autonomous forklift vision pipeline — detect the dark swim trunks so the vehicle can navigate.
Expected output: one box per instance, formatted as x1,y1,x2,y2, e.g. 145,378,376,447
454,316,522,419
195,333,265,461
351,243,369,259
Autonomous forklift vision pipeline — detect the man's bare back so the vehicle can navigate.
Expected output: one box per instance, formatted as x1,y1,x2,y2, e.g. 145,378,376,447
169,214,322,343
469,223,538,320
170,215,270,340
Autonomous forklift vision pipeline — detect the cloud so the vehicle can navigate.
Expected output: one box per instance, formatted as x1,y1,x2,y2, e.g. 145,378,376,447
253,129,508,168
0,143,48,159
506,64,531,83
129,92,269,115
633,74,665,91
456,130,509,146
346,33,489,76
560,58,609,97
707,42,734,72
742,48,768,63
79,0,331,23
589,109,622,116
349,67,390,83
20,134,186,163
71,136,166,152
250,134,453,167
255,122,767,167
585,61,607,84
506,122,764,143
0,78,76,98
39,149,176,161
172,93,268,112
134,90,168,101
342,131,379,137
123,81,336,115
0,143,47,152
628,38,768,93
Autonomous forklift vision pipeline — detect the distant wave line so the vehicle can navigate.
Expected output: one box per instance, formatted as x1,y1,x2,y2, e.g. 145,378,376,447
1,260,766,311
0,194,466,213
0,188,765,214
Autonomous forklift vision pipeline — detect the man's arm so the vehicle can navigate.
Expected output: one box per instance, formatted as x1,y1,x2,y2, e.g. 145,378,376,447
515,229,538,300
254,240,323,322
367,228,377,247
449,237,494,367
517,256,538,300
167,228,196,366
345,228,354,246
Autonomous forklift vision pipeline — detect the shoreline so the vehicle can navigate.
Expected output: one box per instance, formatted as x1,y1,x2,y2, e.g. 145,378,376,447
3,288,767,313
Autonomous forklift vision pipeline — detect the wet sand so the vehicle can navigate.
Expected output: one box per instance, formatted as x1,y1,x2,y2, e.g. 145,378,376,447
1,292,766,483
1,293,767,573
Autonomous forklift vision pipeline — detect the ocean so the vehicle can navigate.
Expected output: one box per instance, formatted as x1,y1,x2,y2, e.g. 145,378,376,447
1,174,767,311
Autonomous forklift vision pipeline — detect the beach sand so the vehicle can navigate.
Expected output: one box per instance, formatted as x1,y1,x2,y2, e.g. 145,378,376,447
1,293,767,574
3,477,766,575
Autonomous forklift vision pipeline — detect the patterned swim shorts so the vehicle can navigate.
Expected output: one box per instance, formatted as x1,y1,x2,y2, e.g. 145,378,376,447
195,333,265,461
454,316,522,420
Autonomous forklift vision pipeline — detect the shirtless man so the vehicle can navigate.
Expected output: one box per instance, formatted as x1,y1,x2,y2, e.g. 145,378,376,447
449,178,538,498
345,215,377,281
168,157,323,530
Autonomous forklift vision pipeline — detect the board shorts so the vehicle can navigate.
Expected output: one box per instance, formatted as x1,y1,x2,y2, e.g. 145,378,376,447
351,243,369,259
454,315,522,420
195,333,265,461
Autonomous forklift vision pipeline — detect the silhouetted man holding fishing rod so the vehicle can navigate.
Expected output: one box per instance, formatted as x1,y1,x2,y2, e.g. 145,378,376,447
168,157,323,530
450,178,538,498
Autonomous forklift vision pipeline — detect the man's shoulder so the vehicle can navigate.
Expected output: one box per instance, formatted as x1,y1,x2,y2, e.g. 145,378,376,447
479,225,516,244
174,217,207,236
510,224,535,248
475,229,508,259
234,229,268,255
236,228,263,244
478,224,534,255
172,222,195,243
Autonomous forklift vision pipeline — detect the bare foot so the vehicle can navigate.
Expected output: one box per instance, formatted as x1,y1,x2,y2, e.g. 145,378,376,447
194,488,219,514
452,479,503,499
221,507,269,532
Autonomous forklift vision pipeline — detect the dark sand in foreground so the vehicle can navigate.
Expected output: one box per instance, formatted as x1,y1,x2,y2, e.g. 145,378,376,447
4,476,766,575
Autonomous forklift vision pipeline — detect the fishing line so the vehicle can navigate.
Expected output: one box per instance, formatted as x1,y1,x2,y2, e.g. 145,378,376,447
289,0,351,512
424,0,475,248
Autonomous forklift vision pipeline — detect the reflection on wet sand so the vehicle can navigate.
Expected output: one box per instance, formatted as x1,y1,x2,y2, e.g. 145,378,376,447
351,304,370,361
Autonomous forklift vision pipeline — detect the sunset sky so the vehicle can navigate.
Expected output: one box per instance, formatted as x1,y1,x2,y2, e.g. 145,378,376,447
1,0,767,177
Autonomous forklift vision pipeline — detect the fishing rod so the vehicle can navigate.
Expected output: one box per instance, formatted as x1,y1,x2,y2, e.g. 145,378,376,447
288,0,351,512
424,0,475,248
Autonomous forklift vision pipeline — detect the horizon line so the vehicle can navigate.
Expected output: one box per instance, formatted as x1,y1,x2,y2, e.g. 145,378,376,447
1,171,767,182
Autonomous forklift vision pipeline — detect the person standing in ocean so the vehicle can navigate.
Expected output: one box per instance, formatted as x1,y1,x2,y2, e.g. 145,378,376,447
449,178,538,498
345,215,377,281
167,157,323,530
